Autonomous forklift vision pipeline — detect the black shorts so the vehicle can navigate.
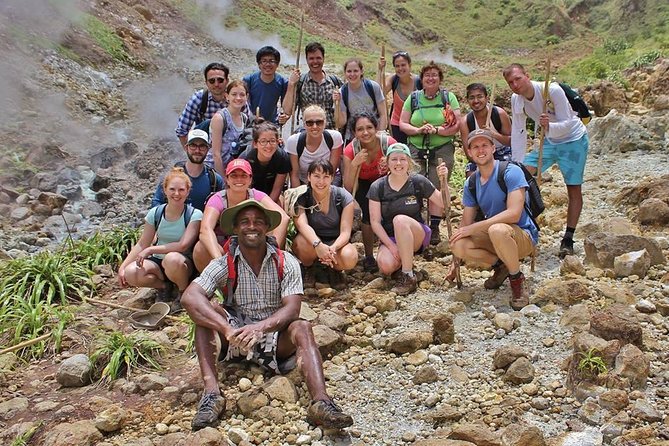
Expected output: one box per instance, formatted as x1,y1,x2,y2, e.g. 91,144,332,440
355,179,374,224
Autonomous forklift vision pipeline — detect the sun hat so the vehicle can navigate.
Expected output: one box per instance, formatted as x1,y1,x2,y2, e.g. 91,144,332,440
219,199,282,236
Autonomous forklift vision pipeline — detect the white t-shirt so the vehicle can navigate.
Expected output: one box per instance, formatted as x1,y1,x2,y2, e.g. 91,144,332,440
285,129,343,183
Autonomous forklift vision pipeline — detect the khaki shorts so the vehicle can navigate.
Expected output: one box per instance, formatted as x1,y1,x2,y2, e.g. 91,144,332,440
469,223,535,260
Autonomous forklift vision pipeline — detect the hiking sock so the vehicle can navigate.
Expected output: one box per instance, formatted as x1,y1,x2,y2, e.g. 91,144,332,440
429,215,441,230
563,226,576,241
402,270,415,278
509,271,522,280
491,259,503,270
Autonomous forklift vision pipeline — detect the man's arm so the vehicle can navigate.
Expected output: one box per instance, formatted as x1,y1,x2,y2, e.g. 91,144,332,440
176,91,202,147
281,69,300,119
544,83,579,139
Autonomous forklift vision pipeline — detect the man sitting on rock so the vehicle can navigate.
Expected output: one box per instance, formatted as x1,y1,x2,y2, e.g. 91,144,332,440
152,129,223,211
181,199,353,431
450,129,539,310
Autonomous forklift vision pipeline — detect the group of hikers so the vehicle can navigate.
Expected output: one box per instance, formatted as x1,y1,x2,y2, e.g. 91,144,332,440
116,42,589,432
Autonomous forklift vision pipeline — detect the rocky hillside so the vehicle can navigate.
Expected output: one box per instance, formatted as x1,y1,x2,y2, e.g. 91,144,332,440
1,0,669,445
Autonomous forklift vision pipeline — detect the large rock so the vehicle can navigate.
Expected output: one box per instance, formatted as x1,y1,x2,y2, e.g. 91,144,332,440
95,404,126,433
584,233,664,268
492,345,529,370
42,420,103,446
504,357,535,384
638,198,669,225
587,109,660,154
192,426,226,444
388,330,433,354
432,313,455,344
413,439,476,446
262,376,297,403
413,365,440,384
0,397,29,420
560,255,586,276
448,423,502,446
57,354,92,387
597,389,629,411
532,278,591,306
317,309,348,331
613,249,651,278
572,332,621,368
37,191,67,210
500,424,546,446
613,344,649,389
312,324,343,356
237,390,269,416
136,373,169,392
582,81,629,116
589,309,643,347
559,304,591,331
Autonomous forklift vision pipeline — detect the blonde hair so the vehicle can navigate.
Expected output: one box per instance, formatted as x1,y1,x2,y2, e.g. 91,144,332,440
303,104,326,119
385,151,421,175
162,167,192,191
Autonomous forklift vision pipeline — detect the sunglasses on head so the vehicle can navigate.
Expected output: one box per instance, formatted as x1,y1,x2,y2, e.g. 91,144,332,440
207,77,226,85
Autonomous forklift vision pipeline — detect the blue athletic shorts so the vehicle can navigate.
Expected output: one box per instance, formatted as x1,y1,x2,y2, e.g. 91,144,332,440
523,134,589,185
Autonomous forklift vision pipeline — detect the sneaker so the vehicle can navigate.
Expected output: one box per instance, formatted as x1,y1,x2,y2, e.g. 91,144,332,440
415,268,429,283
363,256,378,273
307,399,353,429
484,263,509,290
191,391,226,431
328,269,347,291
559,238,574,259
390,273,417,296
156,281,176,303
508,273,529,310
429,224,441,246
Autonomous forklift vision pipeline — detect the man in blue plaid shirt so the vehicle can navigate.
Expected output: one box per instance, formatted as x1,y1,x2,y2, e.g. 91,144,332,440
175,63,230,148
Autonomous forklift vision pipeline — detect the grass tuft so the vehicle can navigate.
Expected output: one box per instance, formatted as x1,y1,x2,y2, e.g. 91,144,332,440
91,331,164,383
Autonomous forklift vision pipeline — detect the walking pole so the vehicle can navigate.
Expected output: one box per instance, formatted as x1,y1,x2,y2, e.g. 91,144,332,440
289,8,305,134
438,157,462,289
486,84,496,129
537,57,551,186
379,43,390,132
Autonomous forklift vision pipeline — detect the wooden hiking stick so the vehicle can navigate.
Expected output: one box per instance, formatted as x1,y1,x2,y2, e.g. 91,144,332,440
379,44,390,131
537,57,551,186
289,8,306,134
486,84,496,129
0,333,52,356
83,296,181,322
438,157,462,289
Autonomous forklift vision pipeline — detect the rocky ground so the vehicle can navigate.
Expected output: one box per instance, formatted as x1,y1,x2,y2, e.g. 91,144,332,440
1,1,669,445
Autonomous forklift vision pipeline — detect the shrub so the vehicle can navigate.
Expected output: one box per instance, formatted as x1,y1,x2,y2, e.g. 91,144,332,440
632,50,663,68
603,38,630,55
91,331,164,383
67,226,140,270
578,347,607,377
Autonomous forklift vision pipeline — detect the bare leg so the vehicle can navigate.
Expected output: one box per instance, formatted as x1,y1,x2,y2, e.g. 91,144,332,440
566,185,583,229
361,223,375,258
123,261,166,289
162,252,194,291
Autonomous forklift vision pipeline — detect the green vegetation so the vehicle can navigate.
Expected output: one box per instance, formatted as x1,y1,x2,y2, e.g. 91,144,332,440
10,423,41,446
578,347,608,377
449,151,468,195
81,14,130,63
66,226,140,270
91,331,164,382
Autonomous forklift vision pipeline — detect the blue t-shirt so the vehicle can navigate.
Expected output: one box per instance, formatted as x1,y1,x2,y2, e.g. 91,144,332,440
242,72,289,123
462,161,539,244
145,205,203,259
151,166,223,212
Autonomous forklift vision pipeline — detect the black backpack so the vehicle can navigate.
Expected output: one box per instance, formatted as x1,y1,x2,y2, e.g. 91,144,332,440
467,161,544,230
466,107,502,133
341,78,380,124
193,90,209,126
195,110,253,159
295,129,334,159
558,83,591,124
174,161,217,193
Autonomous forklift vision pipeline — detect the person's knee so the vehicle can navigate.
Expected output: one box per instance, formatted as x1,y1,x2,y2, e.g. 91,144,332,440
288,319,314,345
450,239,468,259
163,252,186,271
392,214,412,231
488,223,511,240
377,252,398,275
338,244,359,270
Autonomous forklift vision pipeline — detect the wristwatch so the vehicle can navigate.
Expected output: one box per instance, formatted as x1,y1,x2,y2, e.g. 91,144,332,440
312,239,321,248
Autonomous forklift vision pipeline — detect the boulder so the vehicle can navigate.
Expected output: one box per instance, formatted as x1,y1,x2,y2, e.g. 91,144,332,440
559,304,591,331
500,424,546,446
56,354,92,387
533,278,592,306
448,422,502,446
37,191,67,210
582,81,629,116
41,420,103,446
613,249,651,278
584,233,664,268
432,313,455,344
573,332,621,368
613,344,649,389
630,399,662,422
560,255,586,276
317,309,348,331
0,397,29,420
587,109,660,154
262,376,297,404
492,345,529,370
413,365,440,384
412,439,476,446
589,309,643,347
312,324,343,356
192,426,226,444
638,198,669,225
597,389,629,411
504,357,535,384
388,330,433,354
95,404,127,432
236,390,268,416
136,373,169,392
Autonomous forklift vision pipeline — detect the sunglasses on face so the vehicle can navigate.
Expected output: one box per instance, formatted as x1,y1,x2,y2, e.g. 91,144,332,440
305,119,325,127
207,77,226,85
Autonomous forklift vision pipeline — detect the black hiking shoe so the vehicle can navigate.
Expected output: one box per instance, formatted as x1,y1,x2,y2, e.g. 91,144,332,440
429,224,441,246
307,399,353,429
191,391,226,431
156,281,176,303
559,238,574,259
363,256,378,273
328,269,348,291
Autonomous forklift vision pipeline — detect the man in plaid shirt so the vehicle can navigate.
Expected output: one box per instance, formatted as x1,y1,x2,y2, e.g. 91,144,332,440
175,63,229,148
182,199,353,432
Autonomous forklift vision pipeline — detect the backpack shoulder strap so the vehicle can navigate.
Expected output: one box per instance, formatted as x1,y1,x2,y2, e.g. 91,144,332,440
441,88,450,107
341,84,349,111
466,111,476,132
197,90,209,123
183,204,195,226
363,79,379,114
491,106,502,132
174,160,186,169
323,130,334,150
496,160,510,195
410,90,420,114
391,74,399,94
204,165,217,192
380,132,389,154
329,74,342,88
414,76,423,91
153,203,167,228
296,131,307,159
466,175,478,205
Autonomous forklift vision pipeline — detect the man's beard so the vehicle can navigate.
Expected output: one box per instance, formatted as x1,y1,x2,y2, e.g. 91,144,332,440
187,153,205,164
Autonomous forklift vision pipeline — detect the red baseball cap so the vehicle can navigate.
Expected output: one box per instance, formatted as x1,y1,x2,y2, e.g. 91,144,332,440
225,159,252,176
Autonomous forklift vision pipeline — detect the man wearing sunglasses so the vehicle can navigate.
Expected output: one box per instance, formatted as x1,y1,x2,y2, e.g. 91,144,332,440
176,63,230,148
154,129,224,211
243,46,299,126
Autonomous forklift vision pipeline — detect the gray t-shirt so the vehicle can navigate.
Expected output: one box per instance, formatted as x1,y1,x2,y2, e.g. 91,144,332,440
297,186,353,241
339,79,385,140
367,174,436,236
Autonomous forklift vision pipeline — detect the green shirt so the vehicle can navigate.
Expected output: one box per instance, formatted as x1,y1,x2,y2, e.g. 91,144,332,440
403,90,460,149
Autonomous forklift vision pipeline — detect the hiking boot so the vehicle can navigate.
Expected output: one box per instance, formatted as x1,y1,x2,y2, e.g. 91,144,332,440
415,268,429,283
363,256,378,273
429,224,441,246
390,273,417,296
328,269,347,291
303,266,316,289
191,391,226,431
559,238,574,259
508,273,529,311
156,281,176,303
307,399,353,429
484,263,509,290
